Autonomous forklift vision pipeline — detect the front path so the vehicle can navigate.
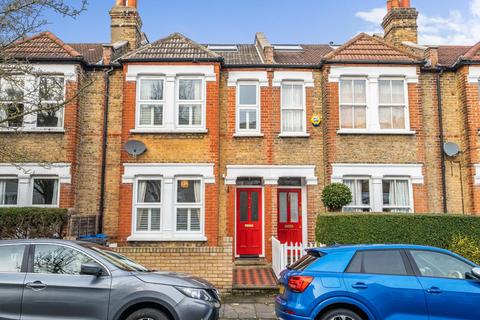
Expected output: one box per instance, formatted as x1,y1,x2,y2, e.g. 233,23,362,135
219,294,277,319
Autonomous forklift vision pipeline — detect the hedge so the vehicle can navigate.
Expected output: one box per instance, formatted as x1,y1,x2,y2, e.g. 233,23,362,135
316,213,480,250
0,208,68,239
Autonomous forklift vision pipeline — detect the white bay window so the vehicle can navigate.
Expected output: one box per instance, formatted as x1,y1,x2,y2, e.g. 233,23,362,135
330,66,416,134
124,163,214,242
281,82,306,134
332,164,421,213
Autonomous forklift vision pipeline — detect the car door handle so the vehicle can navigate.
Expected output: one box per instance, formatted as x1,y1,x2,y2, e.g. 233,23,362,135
26,281,47,291
427,287,442,294
352,282,368,289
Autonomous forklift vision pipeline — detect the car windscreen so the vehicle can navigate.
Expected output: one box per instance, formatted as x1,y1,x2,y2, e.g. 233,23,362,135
87,246,150,272
289,251,323,271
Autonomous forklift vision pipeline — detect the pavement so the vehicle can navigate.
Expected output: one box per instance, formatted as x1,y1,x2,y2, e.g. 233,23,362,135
220,294,277,319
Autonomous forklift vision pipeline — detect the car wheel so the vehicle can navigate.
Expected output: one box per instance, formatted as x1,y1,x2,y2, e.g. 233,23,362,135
320,308,364,320
125,308,170,320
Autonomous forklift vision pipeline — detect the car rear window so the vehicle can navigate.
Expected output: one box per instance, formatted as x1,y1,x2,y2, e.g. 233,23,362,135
346,250,408,276
289,252,322,271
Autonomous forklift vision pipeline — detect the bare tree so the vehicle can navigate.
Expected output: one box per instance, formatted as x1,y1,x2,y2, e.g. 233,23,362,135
0,0,91,163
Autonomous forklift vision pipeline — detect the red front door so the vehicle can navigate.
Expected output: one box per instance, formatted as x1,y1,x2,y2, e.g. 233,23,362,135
278,189,302,244
236,188,262,256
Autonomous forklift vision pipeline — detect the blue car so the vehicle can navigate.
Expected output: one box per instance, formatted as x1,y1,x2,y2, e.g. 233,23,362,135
275,244,480,320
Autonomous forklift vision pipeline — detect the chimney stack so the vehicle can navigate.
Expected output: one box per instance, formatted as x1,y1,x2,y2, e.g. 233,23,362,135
382,0,418,46
255,32,275,64
110,0,143,50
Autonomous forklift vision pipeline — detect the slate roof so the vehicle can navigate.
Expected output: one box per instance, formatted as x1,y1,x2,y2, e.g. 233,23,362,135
436,46,471,67
122,32,221,61
324,33,422,64
4,31,82,61
69,43,104,64
274,45,333,65
211,44,263,65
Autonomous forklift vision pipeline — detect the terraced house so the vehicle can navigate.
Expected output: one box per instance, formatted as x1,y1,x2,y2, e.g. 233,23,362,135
2,0,480,291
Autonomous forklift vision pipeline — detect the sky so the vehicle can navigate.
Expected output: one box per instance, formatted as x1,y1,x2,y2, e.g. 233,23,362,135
43,0,479,46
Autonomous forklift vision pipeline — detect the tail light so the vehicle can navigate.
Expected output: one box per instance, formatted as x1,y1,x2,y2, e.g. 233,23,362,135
288,276,313,292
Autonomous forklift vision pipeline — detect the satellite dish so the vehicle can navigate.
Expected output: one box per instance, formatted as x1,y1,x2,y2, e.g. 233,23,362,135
124,140,147,157
443,142,460,157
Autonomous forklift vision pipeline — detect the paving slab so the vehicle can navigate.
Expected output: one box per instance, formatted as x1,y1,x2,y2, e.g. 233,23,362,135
220,294,277,320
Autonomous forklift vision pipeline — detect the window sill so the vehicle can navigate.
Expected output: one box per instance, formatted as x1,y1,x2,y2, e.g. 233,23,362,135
233,132,264,138
278,133,310,138
130,128,208,134
337,129,416,136
127,234,207,242
0,128,65,133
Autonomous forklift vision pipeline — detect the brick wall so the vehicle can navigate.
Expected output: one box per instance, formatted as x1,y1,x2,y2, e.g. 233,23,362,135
114,237,234,292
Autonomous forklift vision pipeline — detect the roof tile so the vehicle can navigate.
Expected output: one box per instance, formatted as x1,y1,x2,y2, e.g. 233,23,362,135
324,33,422,63
5,31,82,61
123,33,220,61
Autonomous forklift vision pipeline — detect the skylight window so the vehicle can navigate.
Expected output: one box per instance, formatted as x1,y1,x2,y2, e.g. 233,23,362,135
207,45,238,52
273,45,304,51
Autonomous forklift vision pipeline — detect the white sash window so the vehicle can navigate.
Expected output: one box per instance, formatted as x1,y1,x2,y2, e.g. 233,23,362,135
281,82,305,134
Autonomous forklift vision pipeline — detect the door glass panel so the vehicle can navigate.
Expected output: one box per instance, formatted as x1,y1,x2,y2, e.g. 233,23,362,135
251,192,259,222
33,244,95,275
410,250,472,279
290,192,299,223
239,192,248,222
279,192,287,223
0,245,25,272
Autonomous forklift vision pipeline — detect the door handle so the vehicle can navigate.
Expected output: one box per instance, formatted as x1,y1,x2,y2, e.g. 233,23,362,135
352,282,368,289
26,281,47,291
427,287,442,294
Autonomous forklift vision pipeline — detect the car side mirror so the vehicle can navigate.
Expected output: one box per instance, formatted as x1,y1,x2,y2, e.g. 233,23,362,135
471,267,480,280
81,263,104,277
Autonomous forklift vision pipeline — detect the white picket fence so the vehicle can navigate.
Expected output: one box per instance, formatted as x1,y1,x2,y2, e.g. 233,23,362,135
271,237,325,278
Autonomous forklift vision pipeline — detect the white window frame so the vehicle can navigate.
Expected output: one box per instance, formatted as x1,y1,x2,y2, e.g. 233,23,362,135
36,75,66,129
0,75,67,132
174,177,204,235
136,76,165,129
175,76,206,129
0,177,19,207
339,77,368,130
280,81,307,135
381,177,413,213
236,81,261,135
342,177,372,212
132,177,163,234
30,176,60,208
378,77,410,130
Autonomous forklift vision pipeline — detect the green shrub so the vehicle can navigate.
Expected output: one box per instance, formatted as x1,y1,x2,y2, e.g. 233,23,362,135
316,213,480,258
321,183,352,211
0,208,68,239
449,234,480,265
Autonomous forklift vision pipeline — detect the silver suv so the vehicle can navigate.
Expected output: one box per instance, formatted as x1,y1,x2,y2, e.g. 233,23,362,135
0,239,221,320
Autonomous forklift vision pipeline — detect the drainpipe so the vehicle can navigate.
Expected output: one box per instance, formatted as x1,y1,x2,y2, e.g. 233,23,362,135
436,68,448,213
98,67,115,234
